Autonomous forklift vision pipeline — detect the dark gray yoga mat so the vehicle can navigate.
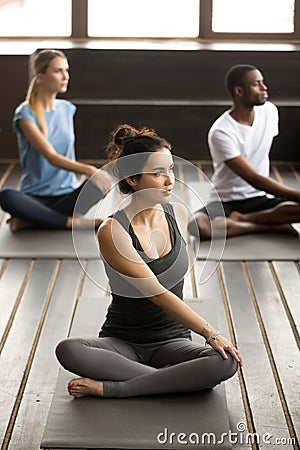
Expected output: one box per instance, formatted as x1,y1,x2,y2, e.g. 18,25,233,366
41,298,233,449
41,372,231,450
195,224,300,261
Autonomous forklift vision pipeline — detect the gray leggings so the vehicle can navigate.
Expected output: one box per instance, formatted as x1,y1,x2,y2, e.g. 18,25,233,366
56,336,238,398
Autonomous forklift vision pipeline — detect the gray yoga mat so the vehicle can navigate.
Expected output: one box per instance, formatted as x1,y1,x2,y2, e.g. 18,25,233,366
1,221,299,261
187,179,300,261
0,224,100,259
41,372,231,450
0,186,118,259
41,298,232,449
195,223,300,261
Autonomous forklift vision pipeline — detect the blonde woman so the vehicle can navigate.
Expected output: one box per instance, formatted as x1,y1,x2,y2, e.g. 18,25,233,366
0,49,111,232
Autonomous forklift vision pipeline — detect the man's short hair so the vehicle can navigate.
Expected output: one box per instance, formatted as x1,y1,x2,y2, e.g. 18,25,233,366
225,64,258,98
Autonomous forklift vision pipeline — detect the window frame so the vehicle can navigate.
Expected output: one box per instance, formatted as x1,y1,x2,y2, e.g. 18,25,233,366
0,0,299,41
76,0,300,42
200,0,300,41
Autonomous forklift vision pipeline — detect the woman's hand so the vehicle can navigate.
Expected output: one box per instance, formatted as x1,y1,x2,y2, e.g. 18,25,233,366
89,168,113,195
208,333,243,366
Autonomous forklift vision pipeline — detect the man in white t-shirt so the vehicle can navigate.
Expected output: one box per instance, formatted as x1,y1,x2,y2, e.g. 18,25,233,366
189,64,300,239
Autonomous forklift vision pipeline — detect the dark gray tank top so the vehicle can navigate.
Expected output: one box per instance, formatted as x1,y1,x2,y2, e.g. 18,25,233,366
99,203,191,344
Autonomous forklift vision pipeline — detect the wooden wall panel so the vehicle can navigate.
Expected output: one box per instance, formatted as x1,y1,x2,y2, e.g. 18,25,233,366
74,104,225,160
66,48,300,101
0,55,28,159
0,47,299,161
73,103,300,161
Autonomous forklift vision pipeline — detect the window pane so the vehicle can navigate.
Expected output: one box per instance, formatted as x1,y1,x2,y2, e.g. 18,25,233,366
0,0,71,36
212,0,295,33
88,0,199,37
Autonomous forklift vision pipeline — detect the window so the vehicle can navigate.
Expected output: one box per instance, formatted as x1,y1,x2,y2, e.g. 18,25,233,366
88,0,200,38
212,0,295,34
0,0,298,41
0,0,71,37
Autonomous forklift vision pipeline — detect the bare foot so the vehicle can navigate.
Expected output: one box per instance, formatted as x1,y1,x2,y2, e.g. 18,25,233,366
68,378,104,398
229,211,243,221
272,223,299,236
6,217,34,233
228,212,299,236
68,215,104,230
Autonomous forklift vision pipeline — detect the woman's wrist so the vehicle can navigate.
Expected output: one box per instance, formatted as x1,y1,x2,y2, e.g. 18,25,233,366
200,322,216,339
205,330,221,346
84,164,98,177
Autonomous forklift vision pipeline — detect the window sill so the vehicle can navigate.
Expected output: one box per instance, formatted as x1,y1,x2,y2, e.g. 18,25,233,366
71,99,300,108
0,38,300,55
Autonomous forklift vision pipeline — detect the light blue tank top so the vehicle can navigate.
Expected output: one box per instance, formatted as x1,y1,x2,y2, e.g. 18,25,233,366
13,100,79,196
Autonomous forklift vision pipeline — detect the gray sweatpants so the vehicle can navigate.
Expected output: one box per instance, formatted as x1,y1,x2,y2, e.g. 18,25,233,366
56,336,238,398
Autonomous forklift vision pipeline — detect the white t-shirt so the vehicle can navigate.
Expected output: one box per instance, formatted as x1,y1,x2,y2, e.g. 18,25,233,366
208,101,279,201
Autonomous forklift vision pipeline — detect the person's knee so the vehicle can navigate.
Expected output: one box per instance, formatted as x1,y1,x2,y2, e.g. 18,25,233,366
55,339,70,365
188,212,211,239
0,188,16,210
209,351,238,385
55,338,82,369
223,353,238,380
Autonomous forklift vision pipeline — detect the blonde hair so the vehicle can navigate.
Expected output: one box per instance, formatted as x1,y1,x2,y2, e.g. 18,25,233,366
26,49,67,136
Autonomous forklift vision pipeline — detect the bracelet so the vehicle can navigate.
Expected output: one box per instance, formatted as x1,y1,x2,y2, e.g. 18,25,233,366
205,330,221,345
201,322,210,334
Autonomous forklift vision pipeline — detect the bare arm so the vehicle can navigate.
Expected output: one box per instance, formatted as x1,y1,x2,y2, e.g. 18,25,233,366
19,119,112,193
98,218,242,364
19,119,96,176
226,155,300,202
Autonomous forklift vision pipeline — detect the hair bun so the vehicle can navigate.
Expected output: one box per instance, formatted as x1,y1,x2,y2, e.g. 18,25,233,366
106,124,162,162
113,124,138,147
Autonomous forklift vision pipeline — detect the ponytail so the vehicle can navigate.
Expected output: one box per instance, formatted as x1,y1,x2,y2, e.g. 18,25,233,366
26,49,67,136
26,76,47,136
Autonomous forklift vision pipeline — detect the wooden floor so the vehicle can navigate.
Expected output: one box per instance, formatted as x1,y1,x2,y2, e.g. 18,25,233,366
0,161,299,450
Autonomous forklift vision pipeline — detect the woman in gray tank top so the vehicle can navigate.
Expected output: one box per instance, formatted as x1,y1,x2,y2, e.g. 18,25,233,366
56,124,242,398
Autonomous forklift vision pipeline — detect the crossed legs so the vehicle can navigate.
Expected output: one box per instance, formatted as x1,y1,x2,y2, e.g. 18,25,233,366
0,180,104,231
56,336,238,398
189,201,300,240
230,201,300,226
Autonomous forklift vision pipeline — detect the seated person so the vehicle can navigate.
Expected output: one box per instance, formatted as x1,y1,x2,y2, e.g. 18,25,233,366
0,49,112,232
56,124,242,398
188,64,300,240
